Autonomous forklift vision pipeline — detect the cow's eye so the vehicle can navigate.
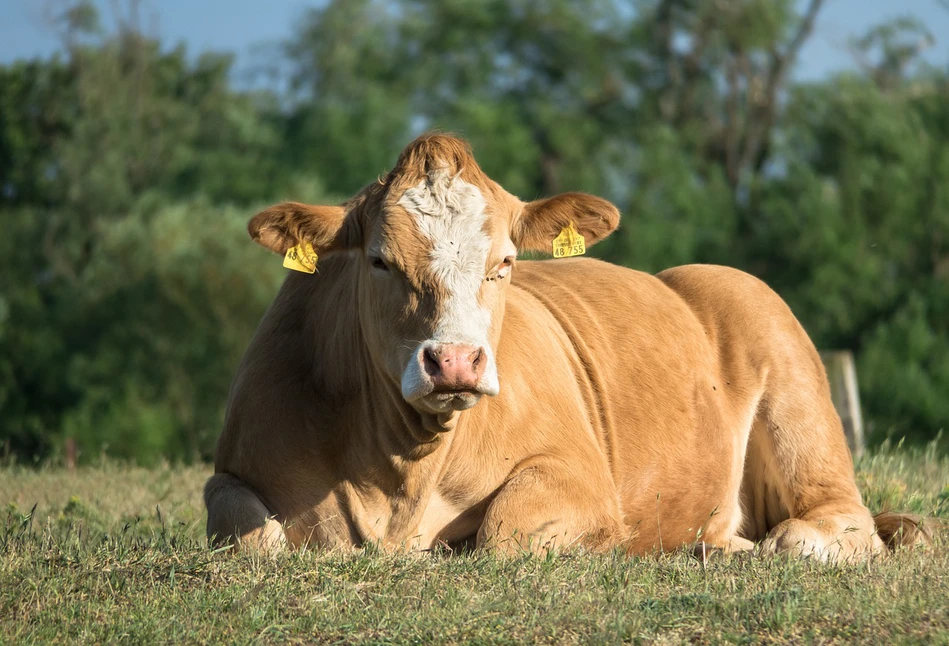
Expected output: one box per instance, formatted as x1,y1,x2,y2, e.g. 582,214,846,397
370,256,389,272
493,256,514,281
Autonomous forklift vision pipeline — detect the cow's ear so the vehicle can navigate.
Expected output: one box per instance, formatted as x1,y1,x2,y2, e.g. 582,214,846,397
512,192,620,254
248,202,360,255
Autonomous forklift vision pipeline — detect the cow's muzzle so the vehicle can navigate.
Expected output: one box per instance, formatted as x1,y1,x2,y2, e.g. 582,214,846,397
401,341,500,413
423,343,486,392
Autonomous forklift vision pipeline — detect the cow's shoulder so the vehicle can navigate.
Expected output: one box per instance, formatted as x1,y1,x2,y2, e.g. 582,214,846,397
510,257,708,337
215,256,361,468
235,255,361,395
503,257,717,388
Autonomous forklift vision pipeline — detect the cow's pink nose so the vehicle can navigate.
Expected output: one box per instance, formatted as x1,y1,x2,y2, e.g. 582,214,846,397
422,343,486,392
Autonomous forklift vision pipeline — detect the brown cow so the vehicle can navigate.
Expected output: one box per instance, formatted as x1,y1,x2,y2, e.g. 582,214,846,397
205,133,926,561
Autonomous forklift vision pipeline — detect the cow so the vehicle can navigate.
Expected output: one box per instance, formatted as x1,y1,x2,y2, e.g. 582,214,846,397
205,133,927,561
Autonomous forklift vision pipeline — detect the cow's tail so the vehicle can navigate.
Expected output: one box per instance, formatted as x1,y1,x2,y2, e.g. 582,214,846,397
873,512,937,550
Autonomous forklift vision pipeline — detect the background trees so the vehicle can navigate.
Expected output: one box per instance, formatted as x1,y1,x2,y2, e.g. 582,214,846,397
1,0,946,462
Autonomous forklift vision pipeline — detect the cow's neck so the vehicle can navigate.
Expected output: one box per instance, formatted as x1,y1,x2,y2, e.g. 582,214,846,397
357,349,460,461
341,322,473,544
307,259,475,543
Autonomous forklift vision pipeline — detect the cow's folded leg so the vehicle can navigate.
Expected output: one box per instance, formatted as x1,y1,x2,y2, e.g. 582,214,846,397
476,460,624,555
759,512,881,562
753,359,884,562
204,473,286,553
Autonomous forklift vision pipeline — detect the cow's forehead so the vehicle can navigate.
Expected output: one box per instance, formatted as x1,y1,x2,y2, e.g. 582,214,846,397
399,168,489,256
397,167,486,222
382,169,488,284
369,167,512,266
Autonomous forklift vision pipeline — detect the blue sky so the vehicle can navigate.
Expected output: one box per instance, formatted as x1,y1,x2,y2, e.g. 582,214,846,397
1,0,947,80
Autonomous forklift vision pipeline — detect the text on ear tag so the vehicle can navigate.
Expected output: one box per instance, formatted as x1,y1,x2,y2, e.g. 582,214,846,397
283,242,318,273
552,223,586,258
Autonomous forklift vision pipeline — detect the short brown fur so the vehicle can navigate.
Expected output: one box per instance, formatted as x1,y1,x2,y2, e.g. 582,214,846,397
206,133,926,562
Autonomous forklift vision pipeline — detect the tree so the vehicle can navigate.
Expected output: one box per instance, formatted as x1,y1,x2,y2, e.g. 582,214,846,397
0,1,298,462
3,0,947,462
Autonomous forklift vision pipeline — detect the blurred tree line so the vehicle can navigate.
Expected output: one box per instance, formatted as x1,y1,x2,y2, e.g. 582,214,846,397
1,0,947,464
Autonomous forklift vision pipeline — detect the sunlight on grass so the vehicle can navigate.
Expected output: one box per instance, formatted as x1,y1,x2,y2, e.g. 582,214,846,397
2,446,947,643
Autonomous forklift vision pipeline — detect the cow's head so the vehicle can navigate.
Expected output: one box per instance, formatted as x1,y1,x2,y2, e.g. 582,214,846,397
249,134,619,418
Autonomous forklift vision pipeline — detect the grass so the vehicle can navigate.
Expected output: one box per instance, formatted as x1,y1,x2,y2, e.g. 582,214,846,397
2,443,949,644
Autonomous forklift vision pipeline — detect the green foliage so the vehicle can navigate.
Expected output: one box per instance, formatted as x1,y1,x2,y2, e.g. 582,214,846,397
598,125,739,272
281,0,414,195
0,198,286,463
0,11,297,462
56,200,285,464
859,298,949,444
751,72,949,442
0,0,947,463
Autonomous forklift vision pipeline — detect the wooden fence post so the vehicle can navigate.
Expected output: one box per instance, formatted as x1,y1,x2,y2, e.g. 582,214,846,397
820,350,865,459
65,437,77,470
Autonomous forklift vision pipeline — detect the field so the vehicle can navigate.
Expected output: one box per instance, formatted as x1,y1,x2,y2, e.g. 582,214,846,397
2,443,948,644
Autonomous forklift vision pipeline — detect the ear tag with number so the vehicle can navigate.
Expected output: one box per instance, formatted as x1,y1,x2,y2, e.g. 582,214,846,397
283,242,318,273
552,223,586,258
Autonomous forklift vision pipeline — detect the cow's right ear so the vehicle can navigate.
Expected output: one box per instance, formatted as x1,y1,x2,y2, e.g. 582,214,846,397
248,202,360,255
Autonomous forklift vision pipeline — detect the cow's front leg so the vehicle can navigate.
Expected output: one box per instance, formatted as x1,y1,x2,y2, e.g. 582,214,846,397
204,473,287,553
477,456,625,555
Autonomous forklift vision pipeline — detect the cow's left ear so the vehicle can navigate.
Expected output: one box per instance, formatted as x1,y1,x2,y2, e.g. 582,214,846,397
511,192,620,254
248,201,361,256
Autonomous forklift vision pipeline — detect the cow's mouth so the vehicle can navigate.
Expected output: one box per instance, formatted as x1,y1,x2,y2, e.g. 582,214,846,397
402,385,487,415
432,386,481,397
424,390,482,412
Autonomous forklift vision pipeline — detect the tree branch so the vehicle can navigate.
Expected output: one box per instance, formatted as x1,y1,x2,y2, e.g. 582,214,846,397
677,9,717,125
723,52,741,188
738,0,825,181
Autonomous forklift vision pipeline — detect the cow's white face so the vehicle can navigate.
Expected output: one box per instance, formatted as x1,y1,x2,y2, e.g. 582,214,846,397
359,168,517,415
247,134,620,423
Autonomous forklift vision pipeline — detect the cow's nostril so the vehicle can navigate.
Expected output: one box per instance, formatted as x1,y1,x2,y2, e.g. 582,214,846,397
423,347,441,377
470,347,484,367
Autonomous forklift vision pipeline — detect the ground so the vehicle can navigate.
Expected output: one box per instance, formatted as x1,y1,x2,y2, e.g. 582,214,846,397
2,442,948,644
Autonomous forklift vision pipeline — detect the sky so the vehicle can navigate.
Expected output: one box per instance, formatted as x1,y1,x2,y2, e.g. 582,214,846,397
1,0,947,81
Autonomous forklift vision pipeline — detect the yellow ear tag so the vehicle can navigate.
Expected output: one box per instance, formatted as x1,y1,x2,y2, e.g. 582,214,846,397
283,242,318,274
552,223,586,258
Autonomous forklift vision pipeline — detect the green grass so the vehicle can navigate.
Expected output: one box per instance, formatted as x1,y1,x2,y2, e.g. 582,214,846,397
2,444,949,644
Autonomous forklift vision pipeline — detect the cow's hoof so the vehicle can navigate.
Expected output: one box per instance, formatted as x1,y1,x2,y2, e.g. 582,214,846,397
760,519,830,561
